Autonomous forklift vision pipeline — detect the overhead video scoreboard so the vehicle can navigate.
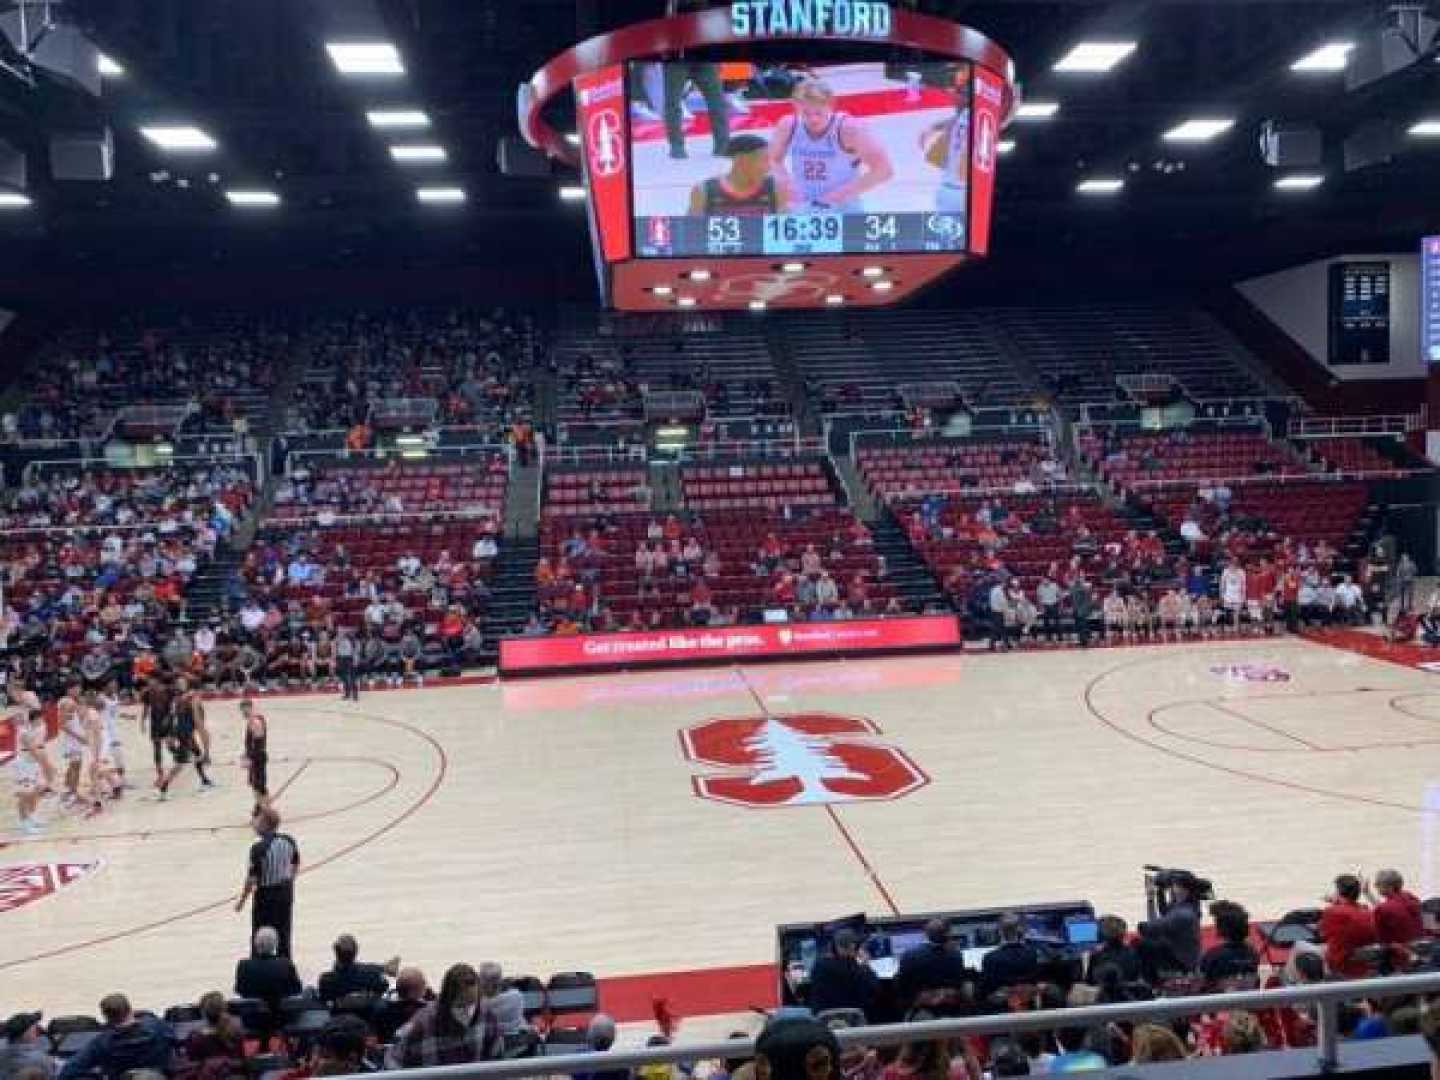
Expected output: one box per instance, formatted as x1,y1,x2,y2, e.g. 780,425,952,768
519,0,1017,309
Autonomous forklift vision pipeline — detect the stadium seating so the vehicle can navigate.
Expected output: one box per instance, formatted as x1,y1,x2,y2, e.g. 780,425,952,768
788,308,1037,415
1084,428,1311,488
857,437,1061,503
988,304,1277,405
1303,437,1409,476
284,308,535,436
8,314,283,441
679,459,836,510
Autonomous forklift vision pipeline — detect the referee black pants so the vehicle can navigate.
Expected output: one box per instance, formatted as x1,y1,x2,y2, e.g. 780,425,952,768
338,657,359,700
252,882,294,959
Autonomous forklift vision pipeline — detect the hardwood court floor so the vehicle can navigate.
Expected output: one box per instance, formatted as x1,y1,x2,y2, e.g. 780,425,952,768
5,635,1440,1019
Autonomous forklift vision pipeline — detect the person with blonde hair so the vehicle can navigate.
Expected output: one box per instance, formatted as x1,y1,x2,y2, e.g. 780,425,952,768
1129,1023,1187,1064
1221,1011,1267,1055
769,77,894,213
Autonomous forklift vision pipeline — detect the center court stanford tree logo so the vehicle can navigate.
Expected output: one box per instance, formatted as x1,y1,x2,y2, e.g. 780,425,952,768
680,712,928,808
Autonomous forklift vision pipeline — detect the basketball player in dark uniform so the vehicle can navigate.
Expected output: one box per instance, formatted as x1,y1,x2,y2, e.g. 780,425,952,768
140,676,175,789
157,680,214,799
687,134,788,217
241,698,269,817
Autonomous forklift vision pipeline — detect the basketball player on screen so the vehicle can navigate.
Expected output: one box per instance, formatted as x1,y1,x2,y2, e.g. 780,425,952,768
768,78,894,213
919,69,972,212
687,135,788,216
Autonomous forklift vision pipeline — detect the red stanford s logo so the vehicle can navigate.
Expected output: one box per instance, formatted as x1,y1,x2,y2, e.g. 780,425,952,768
680,712,928,808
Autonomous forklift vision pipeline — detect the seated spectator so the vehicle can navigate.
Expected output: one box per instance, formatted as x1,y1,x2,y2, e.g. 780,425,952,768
573,1015,629,1080
1085,915,1141,985
1220,1011,1268,1055
385,963,501,1068
1130,1024,1186,1064
235,926,303,1008
57,994,173,1080
1366,869,1424,948
317,933,396,1004
1,1012,55,1080
981,912,1040,995
1319,873,1377,978
895,919,973,1012
476,962,527,1036
180,992,244,1080
806,928,879,1020
1199,901,1259,987
1049,1027,1107,1072
278,1014,370,1080
373,967,431,1044
753,1017,842,1080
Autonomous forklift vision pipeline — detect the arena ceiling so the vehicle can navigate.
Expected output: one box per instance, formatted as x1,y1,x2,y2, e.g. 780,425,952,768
0,0,1437,304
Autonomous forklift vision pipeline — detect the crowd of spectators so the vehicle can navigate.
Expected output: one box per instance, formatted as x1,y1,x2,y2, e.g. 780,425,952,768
0,464,255,694
528,509,907,635
7,867,1440,1080
5,319,282,442
284,309,534,439
793,868,1437,1075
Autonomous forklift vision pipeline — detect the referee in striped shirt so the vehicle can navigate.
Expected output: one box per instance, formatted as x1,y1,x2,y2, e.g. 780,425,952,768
235,806,300,958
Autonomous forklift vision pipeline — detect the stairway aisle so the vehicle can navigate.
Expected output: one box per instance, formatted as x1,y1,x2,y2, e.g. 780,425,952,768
869,513,944,613
482,538,540,657
183,545,245,626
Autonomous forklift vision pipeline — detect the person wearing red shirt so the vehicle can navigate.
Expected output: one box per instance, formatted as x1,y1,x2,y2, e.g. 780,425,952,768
1318,874,1377,978
1366,869,1424,947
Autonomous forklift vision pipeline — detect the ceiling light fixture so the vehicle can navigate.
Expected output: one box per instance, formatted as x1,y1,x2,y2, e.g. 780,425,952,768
1077,177,1125,194
224,189,281,207
139,126,218,152
367,110,430,129
998,139,1017,154
1409,119,1440,137
325,42,404,76
1053,41,1137,73
416,187,466,204
1274,174,1325,190
749,300,767,311
1015,101,1060,120
389,145,447,164
97,52,124,77
1291,42,1355,72
1162,118,1235,142
0,192,33,209
559,185,587,201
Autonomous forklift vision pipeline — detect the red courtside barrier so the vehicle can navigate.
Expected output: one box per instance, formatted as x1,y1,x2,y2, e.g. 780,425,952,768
498,614,961,675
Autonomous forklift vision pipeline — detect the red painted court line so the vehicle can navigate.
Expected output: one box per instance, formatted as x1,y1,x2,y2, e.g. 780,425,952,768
271,759,310,804
824,804,901,916
1205,700,1324,751
730,666,903,916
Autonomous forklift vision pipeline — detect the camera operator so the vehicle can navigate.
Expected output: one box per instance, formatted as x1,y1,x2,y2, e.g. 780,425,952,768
1138,870,1204,974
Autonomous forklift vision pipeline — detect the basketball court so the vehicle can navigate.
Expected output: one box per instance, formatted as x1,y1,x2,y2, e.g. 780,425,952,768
6,633,1440,1028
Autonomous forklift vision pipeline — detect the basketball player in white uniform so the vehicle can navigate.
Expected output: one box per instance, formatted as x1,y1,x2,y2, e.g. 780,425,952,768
10,706,47,833
769,78,894,213
920,73,971,213
8,679,55,796
81,692,120,816
100,680,128,789
58,682,87,805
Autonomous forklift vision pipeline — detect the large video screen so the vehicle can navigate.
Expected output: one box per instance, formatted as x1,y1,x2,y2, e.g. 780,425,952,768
629,61,973,258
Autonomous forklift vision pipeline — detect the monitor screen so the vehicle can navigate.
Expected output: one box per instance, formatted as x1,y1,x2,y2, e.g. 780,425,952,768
630,61,973,258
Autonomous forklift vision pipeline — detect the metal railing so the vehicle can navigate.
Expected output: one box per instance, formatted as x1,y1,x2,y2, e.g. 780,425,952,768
21,452,262,488
1290,413,1424,439
1122,467,1436,493
321,971,1440,1080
